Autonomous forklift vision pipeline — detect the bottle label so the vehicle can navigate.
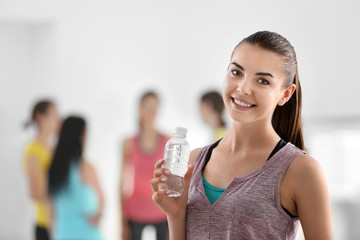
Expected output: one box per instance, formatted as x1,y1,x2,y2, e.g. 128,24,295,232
164,144,189,177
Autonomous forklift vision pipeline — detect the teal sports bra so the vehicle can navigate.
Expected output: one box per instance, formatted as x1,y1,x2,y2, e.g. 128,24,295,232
202,171,225,204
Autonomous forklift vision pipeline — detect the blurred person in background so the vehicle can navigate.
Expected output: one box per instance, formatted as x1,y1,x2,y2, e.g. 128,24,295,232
23,100,59,240
48,116,104,240
120,91,169,240
200,90,227,142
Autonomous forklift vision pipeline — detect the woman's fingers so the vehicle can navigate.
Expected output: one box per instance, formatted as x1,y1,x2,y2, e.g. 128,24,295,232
150,177,160,192
153,159,171,178
152,189,169,206
151,164,194,217
150,174,169,192
151,159,171,194
153,167,170,178
154,159,165,169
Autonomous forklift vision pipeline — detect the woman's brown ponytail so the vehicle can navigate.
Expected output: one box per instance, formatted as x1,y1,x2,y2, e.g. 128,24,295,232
272,68,304,150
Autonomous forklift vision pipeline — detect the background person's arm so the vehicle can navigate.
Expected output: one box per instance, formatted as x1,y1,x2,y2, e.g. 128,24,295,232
25,155,52,232
82,160,105,226
119,139,131,240
25,155,47,201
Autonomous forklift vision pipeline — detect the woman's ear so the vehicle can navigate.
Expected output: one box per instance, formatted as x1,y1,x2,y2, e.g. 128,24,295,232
278,84,296,106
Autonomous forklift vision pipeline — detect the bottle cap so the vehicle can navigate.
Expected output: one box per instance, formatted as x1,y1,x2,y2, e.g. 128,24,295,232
175,127,188,136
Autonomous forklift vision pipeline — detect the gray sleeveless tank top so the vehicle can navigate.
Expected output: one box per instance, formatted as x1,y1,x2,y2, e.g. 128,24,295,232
186,142,305,240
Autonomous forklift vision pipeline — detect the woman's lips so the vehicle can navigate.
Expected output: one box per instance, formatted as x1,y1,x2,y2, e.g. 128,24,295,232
231,97,256,110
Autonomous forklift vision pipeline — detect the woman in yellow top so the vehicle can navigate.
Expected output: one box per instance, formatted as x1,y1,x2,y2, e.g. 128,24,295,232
23,100,59,240
200,91,227,142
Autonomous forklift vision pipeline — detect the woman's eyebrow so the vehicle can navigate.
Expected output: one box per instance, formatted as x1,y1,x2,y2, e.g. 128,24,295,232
256,72,274,78
230,62,274,78
230,62,244,71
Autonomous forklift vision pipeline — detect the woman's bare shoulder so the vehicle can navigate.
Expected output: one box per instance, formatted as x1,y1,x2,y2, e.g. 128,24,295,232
285,153,327,198
289,154,323,178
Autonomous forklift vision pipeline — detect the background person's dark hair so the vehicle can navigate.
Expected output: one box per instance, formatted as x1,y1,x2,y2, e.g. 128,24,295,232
234,31,304,150
24,100,54,129
48,116,86,196
201,91,226,128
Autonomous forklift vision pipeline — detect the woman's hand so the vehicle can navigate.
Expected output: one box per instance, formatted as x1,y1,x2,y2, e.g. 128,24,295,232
150,159,194,218
121,220,131,240
85,212,102,227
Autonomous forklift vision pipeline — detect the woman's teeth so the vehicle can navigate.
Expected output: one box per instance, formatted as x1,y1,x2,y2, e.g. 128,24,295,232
233,98,253,107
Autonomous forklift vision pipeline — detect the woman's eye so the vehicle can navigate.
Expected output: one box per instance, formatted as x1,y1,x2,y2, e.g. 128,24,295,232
258,78,270,85
231,69,242,76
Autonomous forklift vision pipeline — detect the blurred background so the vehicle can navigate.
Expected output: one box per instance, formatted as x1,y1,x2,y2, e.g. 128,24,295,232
0,0,359,239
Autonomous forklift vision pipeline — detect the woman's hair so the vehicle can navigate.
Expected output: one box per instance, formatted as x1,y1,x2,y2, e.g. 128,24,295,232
201,91,226,128
234,31,304,150
140,90,158,105
48,116,86,196
24,100,54,129
138,90,159,130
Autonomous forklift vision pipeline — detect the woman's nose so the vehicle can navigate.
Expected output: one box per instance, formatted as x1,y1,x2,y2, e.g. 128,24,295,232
237,78,252,95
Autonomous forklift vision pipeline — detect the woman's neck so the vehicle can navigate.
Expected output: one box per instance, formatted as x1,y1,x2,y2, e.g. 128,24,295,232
141,123,157,137
221,120,280,153
36,128,52,149
139,123,158,152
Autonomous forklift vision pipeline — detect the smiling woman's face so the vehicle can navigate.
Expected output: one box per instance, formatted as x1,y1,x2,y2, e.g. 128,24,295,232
223,43,295,125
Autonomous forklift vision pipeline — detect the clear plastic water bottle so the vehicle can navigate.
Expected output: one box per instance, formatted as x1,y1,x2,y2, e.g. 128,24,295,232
159,127,190,197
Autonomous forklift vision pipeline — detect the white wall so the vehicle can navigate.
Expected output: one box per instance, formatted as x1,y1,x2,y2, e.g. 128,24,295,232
1,0,359,239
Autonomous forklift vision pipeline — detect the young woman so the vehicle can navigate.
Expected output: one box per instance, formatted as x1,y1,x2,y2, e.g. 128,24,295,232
151,31,333,239
120,91,169,240
23,100,59,240
200,90,227,142
48,116,104,239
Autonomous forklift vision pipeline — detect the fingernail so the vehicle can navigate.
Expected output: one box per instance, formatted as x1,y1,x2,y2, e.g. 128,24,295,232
161,177,167,182
165,170,171,175
165,190,171,195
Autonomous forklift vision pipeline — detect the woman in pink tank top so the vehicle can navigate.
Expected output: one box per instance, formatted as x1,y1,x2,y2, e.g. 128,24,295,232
120,91,169,240
151,31,333,239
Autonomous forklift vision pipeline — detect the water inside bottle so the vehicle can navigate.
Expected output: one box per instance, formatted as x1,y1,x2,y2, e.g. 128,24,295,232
160,142,190,197
163,143,190,177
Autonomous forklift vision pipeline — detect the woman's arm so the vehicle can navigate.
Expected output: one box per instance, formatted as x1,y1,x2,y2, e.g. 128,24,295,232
25,156,47,201
151,148,199,240
166,205,188,240
82,161,105,226
119,139,131,240
46,199,54,237
25,155,53,232
286,154,333,239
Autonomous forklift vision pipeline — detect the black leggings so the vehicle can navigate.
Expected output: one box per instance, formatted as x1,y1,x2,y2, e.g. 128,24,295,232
128,220,168,240
35,225,49,240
